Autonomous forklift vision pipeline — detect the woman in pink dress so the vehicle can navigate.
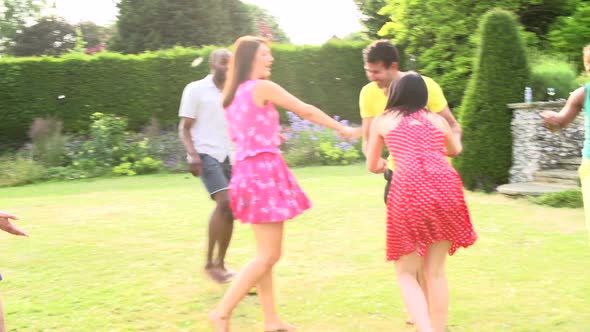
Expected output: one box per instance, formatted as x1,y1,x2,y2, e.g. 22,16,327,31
366,73,477,332
208,36,360,332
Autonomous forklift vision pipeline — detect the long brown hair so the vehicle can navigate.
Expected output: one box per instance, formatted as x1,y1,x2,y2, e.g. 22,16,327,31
222,36,269,108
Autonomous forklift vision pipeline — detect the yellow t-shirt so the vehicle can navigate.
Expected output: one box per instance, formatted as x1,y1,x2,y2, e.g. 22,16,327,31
359,75,448,170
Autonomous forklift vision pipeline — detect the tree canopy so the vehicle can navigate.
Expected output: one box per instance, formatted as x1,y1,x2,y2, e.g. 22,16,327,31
109,0,286,53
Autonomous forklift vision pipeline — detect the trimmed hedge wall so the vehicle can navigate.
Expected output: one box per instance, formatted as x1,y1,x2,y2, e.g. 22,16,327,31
0,41,369,148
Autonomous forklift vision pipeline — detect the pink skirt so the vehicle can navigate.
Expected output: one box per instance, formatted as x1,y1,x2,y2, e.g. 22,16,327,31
229,152,311,223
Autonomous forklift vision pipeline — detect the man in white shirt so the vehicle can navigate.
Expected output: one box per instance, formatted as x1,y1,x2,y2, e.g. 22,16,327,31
178,49,234,283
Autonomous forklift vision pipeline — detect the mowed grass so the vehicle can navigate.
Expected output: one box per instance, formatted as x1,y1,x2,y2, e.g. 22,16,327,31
1,165,589,331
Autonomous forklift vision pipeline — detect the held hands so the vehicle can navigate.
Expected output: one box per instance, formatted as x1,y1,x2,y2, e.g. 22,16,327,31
278,126,289,144
0,211,28,237
540,111,561,133
187,154,203,177
338,126,362,141
377,158,388,174
278,133,288,144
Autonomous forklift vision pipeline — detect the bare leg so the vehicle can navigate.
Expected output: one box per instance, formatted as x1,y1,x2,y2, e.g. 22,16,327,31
424,241,451,332
385,173,426,326
405,262,428,326
205,190,234,282
418,259,428,299
211,190,234,275
258,269,298,331
209,222,285,332
0,297,6,332
208,310,229,332
395,252,433,332
418,257,429,315
205,207,216,268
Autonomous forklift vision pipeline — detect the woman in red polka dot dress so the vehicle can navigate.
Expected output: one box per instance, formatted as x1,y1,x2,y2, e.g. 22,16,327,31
366,72,477,332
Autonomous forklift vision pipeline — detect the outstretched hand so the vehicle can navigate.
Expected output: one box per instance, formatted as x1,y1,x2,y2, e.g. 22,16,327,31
339,126,362,141
0,211,28,237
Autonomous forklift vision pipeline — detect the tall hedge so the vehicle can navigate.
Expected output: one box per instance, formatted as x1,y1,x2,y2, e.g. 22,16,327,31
0,41,368,149
453,9,529,191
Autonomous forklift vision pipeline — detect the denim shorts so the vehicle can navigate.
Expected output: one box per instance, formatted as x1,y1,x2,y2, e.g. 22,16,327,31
199,154,232,198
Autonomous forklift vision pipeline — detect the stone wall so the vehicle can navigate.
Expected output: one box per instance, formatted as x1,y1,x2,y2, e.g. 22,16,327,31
508,101,583,183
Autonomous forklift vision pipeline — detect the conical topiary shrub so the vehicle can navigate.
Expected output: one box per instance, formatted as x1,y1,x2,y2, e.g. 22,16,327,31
453,8,529,192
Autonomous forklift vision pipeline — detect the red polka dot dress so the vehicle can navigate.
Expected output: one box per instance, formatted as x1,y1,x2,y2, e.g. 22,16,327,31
384,110,477,261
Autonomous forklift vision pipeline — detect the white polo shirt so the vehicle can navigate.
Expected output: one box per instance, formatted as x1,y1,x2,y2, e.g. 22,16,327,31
178,75,234,164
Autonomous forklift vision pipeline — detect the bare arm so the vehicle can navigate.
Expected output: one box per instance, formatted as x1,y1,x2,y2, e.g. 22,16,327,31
438,106,462,143
178,117,198,158
255,80,360,140
361,117,374,156
541,86,586,131
178,117,202,176
439,116,462,157
366,117,388,173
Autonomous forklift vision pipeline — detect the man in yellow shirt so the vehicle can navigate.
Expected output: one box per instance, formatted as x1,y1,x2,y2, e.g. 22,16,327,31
360,40,462,326
360,40,462,202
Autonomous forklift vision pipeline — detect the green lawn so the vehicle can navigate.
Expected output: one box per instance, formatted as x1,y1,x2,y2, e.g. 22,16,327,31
1,165,589,331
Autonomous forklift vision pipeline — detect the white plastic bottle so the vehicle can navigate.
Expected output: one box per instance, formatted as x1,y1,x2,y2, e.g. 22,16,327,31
524,86,533,103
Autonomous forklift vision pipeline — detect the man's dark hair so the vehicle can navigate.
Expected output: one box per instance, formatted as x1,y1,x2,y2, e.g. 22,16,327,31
363,40,400,68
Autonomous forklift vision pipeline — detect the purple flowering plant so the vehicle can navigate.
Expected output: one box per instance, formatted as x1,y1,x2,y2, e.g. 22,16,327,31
281,112,361,166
